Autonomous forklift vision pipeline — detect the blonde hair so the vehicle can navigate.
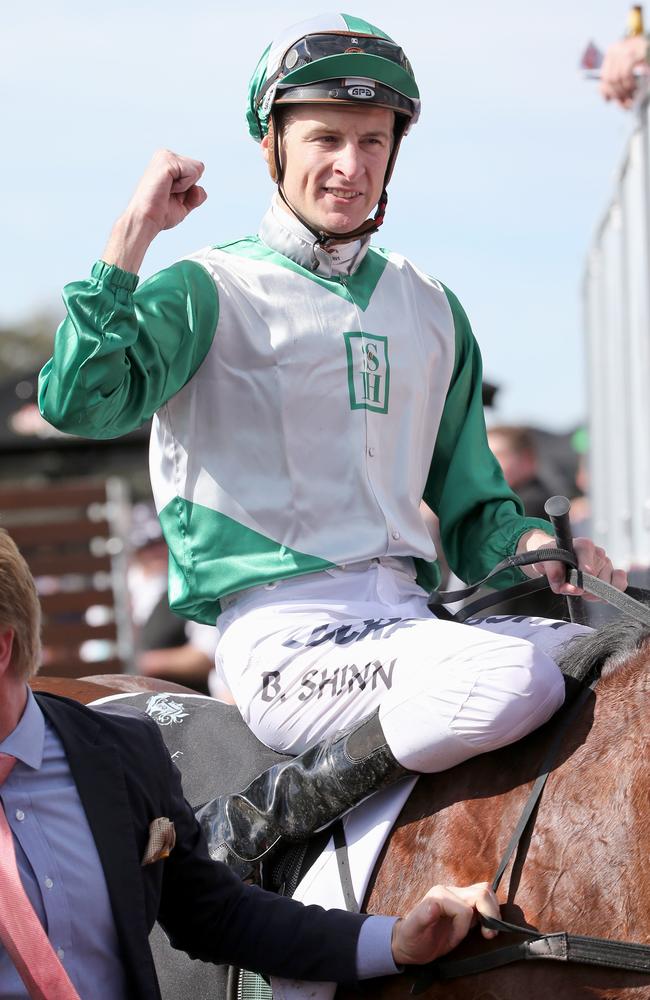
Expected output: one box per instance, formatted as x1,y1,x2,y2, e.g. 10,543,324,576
0,529,41,680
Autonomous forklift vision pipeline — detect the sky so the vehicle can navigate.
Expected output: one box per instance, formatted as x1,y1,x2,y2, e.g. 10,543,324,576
0,0,640,430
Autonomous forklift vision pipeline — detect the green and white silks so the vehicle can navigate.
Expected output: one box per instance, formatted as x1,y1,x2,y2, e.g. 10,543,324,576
39,200,548,624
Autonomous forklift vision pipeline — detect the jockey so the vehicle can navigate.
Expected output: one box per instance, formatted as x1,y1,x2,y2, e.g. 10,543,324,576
38,14,626,872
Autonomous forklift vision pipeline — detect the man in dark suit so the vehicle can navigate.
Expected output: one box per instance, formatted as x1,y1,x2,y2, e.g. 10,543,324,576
0,527,499,998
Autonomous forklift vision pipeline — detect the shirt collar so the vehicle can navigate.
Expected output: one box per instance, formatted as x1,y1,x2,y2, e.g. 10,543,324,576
258,196,371,278
0,688,45,770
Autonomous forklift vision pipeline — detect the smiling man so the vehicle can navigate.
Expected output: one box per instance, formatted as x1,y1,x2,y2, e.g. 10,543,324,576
268,104,394,236
39,14,625,875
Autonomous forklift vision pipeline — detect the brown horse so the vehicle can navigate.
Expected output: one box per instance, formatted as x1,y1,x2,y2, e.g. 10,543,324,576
338,618,650,1000
34,618,650,1000
30,673,194,703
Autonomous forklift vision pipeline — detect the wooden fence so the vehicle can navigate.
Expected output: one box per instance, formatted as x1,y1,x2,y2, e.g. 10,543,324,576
0,478,134,676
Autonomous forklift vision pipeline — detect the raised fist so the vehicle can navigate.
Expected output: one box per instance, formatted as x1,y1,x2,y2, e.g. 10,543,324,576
125,149,208,234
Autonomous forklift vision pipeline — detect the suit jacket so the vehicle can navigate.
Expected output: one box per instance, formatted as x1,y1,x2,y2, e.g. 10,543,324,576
35,692,366,1000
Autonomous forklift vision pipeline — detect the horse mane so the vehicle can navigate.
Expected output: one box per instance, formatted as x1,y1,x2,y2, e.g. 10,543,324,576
557,617,649,777
557,617,650,688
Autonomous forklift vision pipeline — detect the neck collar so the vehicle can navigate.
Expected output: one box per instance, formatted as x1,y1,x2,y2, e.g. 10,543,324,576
0,687,44,769
258,196,372,278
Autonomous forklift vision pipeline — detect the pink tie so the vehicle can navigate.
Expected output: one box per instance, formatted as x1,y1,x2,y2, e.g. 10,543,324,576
0,752,81,1000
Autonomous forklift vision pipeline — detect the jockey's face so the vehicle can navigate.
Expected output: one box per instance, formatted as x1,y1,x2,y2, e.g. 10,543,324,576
263,104,394,235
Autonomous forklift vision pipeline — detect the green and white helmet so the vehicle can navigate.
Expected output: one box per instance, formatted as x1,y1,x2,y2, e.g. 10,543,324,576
247,13,421,244
247,13,420,142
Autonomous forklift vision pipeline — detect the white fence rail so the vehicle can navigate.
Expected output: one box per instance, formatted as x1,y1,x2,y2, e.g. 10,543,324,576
583,89,650,571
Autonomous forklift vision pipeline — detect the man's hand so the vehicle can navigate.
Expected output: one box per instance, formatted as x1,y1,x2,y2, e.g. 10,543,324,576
391,883,499,966
600,35,649,108
102,149,207,274
517,529,628,600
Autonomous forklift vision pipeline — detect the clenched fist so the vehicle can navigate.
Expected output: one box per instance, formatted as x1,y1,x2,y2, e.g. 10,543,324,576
102,149,208,274
126,149,207,233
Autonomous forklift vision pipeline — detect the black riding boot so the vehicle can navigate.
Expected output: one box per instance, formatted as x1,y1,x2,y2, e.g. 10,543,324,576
197,709,412,866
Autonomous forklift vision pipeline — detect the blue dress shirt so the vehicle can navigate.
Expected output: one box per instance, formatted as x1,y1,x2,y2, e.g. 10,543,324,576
356,914,401,978
0,690,128,999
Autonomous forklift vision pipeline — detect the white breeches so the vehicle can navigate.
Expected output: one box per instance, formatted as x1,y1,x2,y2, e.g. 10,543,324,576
214,560,589,773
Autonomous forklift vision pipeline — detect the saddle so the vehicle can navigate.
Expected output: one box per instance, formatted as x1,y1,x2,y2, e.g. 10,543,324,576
93,691,333,999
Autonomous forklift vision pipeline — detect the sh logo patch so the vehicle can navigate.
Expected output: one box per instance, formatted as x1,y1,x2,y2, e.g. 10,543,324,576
343,332,390,413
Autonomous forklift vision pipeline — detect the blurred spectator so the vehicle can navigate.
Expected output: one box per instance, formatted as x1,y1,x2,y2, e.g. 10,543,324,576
128,502,220,694
569,427,591,537
570,456,591,534
127,502,170,631
486,425,566,620
527,427,581,500
487,425,551,519
137,619,222,695
600,33,649,107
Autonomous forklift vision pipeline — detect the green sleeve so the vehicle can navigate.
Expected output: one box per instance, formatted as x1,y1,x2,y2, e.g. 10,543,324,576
423,284,552,588
38,258,219,439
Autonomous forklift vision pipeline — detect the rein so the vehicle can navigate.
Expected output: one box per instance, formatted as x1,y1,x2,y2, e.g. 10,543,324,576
411,547,650,992
427,545,650,627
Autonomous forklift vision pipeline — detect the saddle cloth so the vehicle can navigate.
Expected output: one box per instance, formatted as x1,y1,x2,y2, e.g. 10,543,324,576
91,691,289,999
90,691,413,998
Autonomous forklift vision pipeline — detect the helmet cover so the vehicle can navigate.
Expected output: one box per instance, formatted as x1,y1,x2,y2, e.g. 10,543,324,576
247,13,420,141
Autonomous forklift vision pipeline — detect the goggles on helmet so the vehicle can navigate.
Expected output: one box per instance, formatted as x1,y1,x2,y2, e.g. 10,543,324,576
269,31,415,91
254,31,419,135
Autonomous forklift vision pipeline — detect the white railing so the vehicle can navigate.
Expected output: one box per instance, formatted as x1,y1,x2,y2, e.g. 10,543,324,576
583,85,650,571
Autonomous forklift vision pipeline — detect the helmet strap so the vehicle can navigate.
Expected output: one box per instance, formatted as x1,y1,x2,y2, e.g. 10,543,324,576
267,116,281,184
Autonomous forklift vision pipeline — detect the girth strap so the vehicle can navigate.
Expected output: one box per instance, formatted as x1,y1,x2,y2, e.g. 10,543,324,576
333,821,359,914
